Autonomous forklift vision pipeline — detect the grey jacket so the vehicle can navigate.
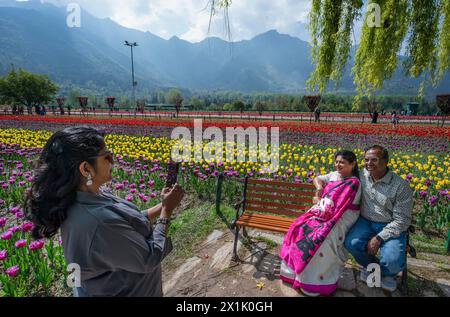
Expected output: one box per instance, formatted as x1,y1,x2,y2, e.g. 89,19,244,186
61,190,172,297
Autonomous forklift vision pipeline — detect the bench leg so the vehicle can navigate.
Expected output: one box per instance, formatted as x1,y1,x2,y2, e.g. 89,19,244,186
232,225,240,262
242,226,249,238
400,267,408,296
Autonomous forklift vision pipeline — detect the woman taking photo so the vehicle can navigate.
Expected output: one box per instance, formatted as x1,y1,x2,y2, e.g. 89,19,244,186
26,126,184,297
280,150,361,297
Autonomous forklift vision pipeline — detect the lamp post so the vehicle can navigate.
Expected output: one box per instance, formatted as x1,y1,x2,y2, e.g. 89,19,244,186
125,41,138,111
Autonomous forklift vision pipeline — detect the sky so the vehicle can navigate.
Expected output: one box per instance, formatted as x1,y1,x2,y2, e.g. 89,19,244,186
38,0,314,42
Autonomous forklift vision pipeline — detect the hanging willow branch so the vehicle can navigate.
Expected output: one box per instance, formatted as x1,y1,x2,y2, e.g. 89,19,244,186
353,0,409,107
403,0,441,97
207,0,233,42
207,0,450,104
307,0,362,93
437,0,450,81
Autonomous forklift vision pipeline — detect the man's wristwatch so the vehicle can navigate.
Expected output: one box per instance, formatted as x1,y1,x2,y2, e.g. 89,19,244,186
155,217,171,226
375,235,384,244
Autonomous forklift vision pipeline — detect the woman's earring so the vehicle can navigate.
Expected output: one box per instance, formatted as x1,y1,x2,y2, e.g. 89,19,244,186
86,174,93,186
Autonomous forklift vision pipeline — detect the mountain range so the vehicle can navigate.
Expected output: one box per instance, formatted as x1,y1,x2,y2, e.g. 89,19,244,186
0,0,449,98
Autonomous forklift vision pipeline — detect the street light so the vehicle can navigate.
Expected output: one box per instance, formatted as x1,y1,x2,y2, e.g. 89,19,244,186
125,41,138,111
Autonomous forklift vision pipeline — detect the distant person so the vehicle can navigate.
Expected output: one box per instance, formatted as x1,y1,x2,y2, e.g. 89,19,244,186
314,106,321,122
370,110,379,124
391,111,399,129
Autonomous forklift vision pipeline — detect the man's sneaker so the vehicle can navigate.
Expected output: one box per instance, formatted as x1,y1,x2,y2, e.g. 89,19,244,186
381,276,397,292
359,269,370,283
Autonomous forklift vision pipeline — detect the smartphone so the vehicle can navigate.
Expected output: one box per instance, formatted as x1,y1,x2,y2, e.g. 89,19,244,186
165,161,180,188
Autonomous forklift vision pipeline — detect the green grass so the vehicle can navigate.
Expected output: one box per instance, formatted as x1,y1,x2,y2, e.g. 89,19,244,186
411,234,449,256
163,203,235,269
252,236,278,249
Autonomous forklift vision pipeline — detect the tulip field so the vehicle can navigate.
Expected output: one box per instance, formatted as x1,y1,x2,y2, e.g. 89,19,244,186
0,115,449,297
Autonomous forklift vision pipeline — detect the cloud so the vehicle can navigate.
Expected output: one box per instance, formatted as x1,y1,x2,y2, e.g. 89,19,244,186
40,0,312,42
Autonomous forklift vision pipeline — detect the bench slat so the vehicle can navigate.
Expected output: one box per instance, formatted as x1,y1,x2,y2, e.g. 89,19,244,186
247,178,315,189
245,192,313,204
246,200,309,212
236,214,294,233
247,186,315,197
245,204,307,217
239,213,297,223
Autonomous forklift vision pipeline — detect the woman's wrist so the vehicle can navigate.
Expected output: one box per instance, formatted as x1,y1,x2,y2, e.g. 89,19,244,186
160,207,173,219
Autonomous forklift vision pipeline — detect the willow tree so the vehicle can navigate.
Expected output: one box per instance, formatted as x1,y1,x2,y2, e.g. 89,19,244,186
209,0,450,108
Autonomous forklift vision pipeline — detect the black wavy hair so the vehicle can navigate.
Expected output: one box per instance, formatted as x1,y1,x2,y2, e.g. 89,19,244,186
25,126,105,239
335,150,359,179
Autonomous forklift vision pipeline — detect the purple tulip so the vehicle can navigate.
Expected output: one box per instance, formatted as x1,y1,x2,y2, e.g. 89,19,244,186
148,180,155,187
150,192,157,199
11,206,21,214
22,222,35,233
0,199,4,206
130,184,137,189
18,181,26,187
406,174,413,181
0,217,7,228
15,239,27,249
5,265,20,277
15,211,25,219
126,195,134,202
129,189,137,194
29,240,45,251
1,231,13,240
419,190,428,198
9,226,21,234
2,184,8,190
0,250,7,261
439,190,448,196
428,195,439,207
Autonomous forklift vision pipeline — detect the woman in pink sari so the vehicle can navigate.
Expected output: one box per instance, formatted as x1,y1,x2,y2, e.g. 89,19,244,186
280,150,361,296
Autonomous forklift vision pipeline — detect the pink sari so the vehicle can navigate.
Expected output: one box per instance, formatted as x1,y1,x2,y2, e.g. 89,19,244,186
280,177,360,278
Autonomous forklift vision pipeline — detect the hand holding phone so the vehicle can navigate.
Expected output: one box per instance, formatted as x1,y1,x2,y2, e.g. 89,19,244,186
165,161,180,188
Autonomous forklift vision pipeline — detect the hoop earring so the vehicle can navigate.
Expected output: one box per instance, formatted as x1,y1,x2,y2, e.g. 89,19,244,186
86,174,93,186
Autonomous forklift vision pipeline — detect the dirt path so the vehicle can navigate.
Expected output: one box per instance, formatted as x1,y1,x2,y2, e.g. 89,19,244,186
162,228,450,297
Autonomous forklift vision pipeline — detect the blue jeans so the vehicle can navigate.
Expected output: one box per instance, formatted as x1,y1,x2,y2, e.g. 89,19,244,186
344,217,406,277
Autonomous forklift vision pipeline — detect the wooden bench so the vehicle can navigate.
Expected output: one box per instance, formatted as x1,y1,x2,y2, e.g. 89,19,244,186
216,174,416,295
230,177,315,261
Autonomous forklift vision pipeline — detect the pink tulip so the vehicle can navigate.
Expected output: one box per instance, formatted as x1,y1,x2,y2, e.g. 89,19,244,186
1,231,13,240
15,239,27,249
22,222,35,233
9,226,21,234
0,217,7,228
5,265,20,277
126,195,134,202
29,240,45,251
0,250,7,261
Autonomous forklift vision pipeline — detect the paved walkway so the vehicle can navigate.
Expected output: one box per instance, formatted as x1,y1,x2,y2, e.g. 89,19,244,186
162,229,450,297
